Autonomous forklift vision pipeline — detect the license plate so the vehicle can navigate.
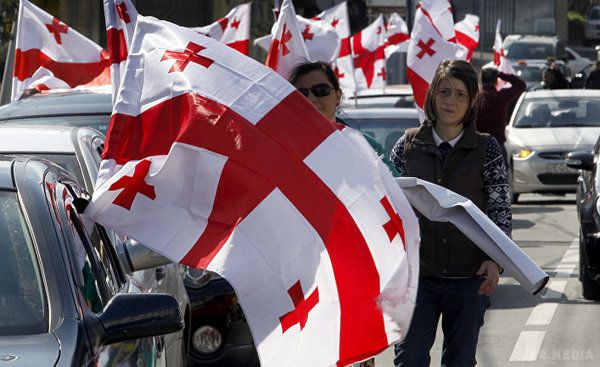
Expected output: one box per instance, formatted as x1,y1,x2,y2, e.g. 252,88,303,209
546,163,577,174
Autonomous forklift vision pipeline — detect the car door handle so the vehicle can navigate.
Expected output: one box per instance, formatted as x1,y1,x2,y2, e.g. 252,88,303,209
155,266,166,282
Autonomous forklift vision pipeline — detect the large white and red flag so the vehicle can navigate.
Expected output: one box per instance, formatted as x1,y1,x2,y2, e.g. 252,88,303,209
418,0,455,42
351,15,387,91
407,1,458,117
455,14,479,61
190,2,251,56
493,19,515,89
384,13,410,57
12,0,111,100
313,1,355,92
265,0,310,78
85,13,419,367
255,15,340,64
103,0,138,102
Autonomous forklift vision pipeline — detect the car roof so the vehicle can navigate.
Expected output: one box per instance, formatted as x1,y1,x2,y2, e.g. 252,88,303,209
0,125,83,153
0,89,112,120
338,108,418,119
523,89,600,98
505,34,559,44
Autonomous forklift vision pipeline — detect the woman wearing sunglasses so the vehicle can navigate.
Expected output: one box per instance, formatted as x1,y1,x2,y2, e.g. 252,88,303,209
390,59,511,367
288,61,397,176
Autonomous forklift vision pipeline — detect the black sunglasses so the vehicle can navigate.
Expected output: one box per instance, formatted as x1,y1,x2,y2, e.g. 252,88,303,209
298,83,334,98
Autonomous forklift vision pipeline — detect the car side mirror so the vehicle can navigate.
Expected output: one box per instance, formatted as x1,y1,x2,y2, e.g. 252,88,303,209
98,293,183,345
116,239,173,273
566,151,594,171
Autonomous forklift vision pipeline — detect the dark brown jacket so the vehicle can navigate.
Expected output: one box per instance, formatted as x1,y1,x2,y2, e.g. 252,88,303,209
403,122,492,276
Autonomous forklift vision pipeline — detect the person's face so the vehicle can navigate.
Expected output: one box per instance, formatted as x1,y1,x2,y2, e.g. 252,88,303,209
434,76,470,128
543,70,555,84
293,70,341,121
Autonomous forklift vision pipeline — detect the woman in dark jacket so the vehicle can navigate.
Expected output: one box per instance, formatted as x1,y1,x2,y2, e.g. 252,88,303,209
391,59,511,367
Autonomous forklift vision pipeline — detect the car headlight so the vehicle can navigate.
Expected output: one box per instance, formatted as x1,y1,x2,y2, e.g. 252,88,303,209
183,266,218,288
513,147,534,159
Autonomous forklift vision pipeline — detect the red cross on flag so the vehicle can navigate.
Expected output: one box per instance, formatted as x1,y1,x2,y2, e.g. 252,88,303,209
12,0,111,100
455,14,479,61
190,2,251,56
493,19,515,90
384,12,410,57
351,14,386,91
265,0,310,78
407,1,459,117
84,13,420,367
254,15,340,65
313,1,356,93
103,0,138,103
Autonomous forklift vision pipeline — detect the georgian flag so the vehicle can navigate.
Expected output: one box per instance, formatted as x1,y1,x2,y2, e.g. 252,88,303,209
84,13,419,367
265,0,310,78
255,15,340,64
493,19,515,89
103,0,138,103
455,14,479,61
190,2,251,56
313,1,355,93
384,12,410,57
418,0,455,42
12,0,110,100
407,1,458,115
351,15,386,91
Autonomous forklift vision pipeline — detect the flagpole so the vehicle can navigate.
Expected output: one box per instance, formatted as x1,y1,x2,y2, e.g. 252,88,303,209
0,8,17,105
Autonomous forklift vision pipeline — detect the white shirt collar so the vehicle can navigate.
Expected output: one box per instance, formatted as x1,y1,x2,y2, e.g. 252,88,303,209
432,127,464,147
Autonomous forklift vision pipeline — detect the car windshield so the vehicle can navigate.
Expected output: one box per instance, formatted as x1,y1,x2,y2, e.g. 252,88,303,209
506,42,554,60
513,97,600,128
0,115,110,135
342,117,419,154
342,95,415,109
0,190,46,335
591,8,600,20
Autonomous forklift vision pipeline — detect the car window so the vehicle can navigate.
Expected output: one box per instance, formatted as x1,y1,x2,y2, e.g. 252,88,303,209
58,184,122,313
0,115,110,134
513,97,600,128
591,8,600,20
506,42,554,60
0,190,46,335
21,153,84,184
342,117,420,155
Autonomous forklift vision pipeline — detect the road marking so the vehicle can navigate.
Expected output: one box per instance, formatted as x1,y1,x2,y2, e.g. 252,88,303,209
569,238,578,249
542,280,567,299
554,264,576,278
560,249,579,263
509,331,546,361
526,303,558,325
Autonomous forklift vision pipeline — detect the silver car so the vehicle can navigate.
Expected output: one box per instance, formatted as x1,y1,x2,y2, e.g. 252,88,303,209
0,124,191,365
506,89,600,202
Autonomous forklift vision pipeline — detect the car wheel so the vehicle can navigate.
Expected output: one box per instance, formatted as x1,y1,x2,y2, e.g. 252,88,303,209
508,163,519,204
580,232,600,300
512,193,520,204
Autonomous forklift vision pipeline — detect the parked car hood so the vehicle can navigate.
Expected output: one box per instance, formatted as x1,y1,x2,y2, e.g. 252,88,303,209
0,333,59,365
508,127,600,149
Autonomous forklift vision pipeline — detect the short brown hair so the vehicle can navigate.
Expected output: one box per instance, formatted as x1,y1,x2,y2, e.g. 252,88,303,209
423,59,480,126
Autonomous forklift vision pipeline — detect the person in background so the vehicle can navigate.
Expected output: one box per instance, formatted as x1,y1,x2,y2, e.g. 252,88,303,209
476,67,526,165
391,59,511,367
541,66,569,89
288,61,398,176
586,61,600,89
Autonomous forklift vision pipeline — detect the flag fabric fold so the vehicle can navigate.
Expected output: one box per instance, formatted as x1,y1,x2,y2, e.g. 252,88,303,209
385,12,410,57
85,13,419,367
493,20,515,90
351,14,387,91
454,14,479,61
103,0,138,102
12,0,111,100
265,0,310,78
190,2,251,56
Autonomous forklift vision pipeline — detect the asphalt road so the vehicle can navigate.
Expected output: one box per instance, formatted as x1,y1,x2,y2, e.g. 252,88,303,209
373,193,600,367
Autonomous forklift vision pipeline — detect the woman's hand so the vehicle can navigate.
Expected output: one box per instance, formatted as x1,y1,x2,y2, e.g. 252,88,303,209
477,260,501,296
